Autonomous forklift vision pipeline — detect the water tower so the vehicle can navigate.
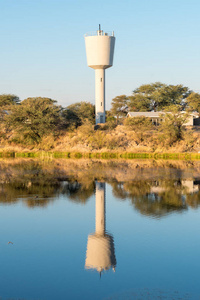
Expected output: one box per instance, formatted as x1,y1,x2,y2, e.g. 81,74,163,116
84,25,115,124
85,182,116,275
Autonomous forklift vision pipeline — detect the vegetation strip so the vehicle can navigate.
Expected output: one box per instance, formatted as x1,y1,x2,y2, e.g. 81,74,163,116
0,152,200,160
0,83,200,153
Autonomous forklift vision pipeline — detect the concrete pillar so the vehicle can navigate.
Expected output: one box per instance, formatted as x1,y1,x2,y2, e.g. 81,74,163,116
95,182,105,235
95,69,105,124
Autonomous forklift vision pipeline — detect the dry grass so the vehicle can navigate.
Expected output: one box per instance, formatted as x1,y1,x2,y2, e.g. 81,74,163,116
1,124,200,153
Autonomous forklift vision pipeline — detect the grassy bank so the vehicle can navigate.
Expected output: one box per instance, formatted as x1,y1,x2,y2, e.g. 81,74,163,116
0,151,200,160
1,124,200,155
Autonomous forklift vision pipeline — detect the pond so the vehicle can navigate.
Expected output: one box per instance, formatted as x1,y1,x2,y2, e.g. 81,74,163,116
0,159,200,300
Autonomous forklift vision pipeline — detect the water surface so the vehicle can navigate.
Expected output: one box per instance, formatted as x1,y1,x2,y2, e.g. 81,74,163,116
0,159,200,300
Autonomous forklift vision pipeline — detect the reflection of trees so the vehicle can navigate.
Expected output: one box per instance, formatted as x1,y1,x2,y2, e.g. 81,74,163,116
186,191,200,208
0,179,95,208
0,180,60,208
61,180,95,204
123,181,151,196
111,180,187,217
114,179,200,218
0,184,19,205
25,199,52,208
110,181,128,200
131,194,187,218
0,162,62,208
0,159,200,216
0,161,95,208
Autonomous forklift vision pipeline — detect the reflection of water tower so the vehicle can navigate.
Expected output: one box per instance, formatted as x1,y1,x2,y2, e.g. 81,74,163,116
84,25,115,124
85,182,116,274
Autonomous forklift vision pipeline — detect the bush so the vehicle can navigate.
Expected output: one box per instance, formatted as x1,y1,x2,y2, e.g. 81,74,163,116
124,116,153,130
88,131,106,150
124,117,153,142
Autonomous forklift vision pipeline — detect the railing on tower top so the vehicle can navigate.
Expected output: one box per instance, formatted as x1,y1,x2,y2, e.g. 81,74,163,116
84,31,114,37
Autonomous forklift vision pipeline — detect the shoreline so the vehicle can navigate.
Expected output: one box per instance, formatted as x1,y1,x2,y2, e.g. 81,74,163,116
0,151,200,160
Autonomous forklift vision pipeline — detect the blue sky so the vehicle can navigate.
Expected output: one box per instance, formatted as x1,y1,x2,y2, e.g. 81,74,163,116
0,0,200,108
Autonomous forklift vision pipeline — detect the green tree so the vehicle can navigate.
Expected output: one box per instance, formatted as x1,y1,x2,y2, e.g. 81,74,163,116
158,84,190,109
159,105,190,145
62,108,81,129
0,94,20,120
129,82,164,112
128,82,191,112
186,92,200,116
106,110,115,122
63,102,95,128
101,111,117,130
0,94,20,107
6,97,62,144
110,95,129,124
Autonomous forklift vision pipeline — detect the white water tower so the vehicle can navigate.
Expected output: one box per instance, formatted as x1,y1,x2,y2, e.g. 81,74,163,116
85,182,116,274
84,25,115,124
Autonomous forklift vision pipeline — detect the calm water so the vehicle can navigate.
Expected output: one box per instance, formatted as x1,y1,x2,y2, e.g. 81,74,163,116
0,159,200,300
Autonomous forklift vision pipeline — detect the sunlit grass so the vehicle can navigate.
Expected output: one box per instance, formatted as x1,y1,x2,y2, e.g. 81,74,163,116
0,151,200,160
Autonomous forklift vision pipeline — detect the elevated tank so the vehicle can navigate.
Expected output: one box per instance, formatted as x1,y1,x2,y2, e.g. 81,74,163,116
85,182,116,274
85,33,115,69
84,26,115,124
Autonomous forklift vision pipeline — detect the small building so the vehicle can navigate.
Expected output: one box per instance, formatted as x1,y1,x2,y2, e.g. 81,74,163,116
127,112,163,126
127,111,200,126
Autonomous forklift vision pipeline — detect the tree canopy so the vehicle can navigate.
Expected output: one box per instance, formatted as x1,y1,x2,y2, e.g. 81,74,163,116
186,92,200,116
0,94,20,107
6,97,62,143
159,105,190,145
128,82,191,112
110,95,129,124
62,101,95,128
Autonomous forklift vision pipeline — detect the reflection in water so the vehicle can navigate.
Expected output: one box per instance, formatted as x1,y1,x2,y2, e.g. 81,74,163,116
0,160,200,218
85,182,116,274
111,179,200,218
182,180,200,194
1,160,200,300
0,178,94,207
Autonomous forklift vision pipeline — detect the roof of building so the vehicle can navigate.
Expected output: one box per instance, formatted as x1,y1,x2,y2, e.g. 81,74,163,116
127,111,199,118
127,112,165,118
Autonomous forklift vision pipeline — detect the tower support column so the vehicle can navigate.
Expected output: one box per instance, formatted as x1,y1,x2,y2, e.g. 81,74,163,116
95,69,105,124
95,182,105,235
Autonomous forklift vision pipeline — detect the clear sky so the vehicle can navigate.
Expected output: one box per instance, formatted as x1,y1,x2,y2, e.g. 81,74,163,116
0,0,200,108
